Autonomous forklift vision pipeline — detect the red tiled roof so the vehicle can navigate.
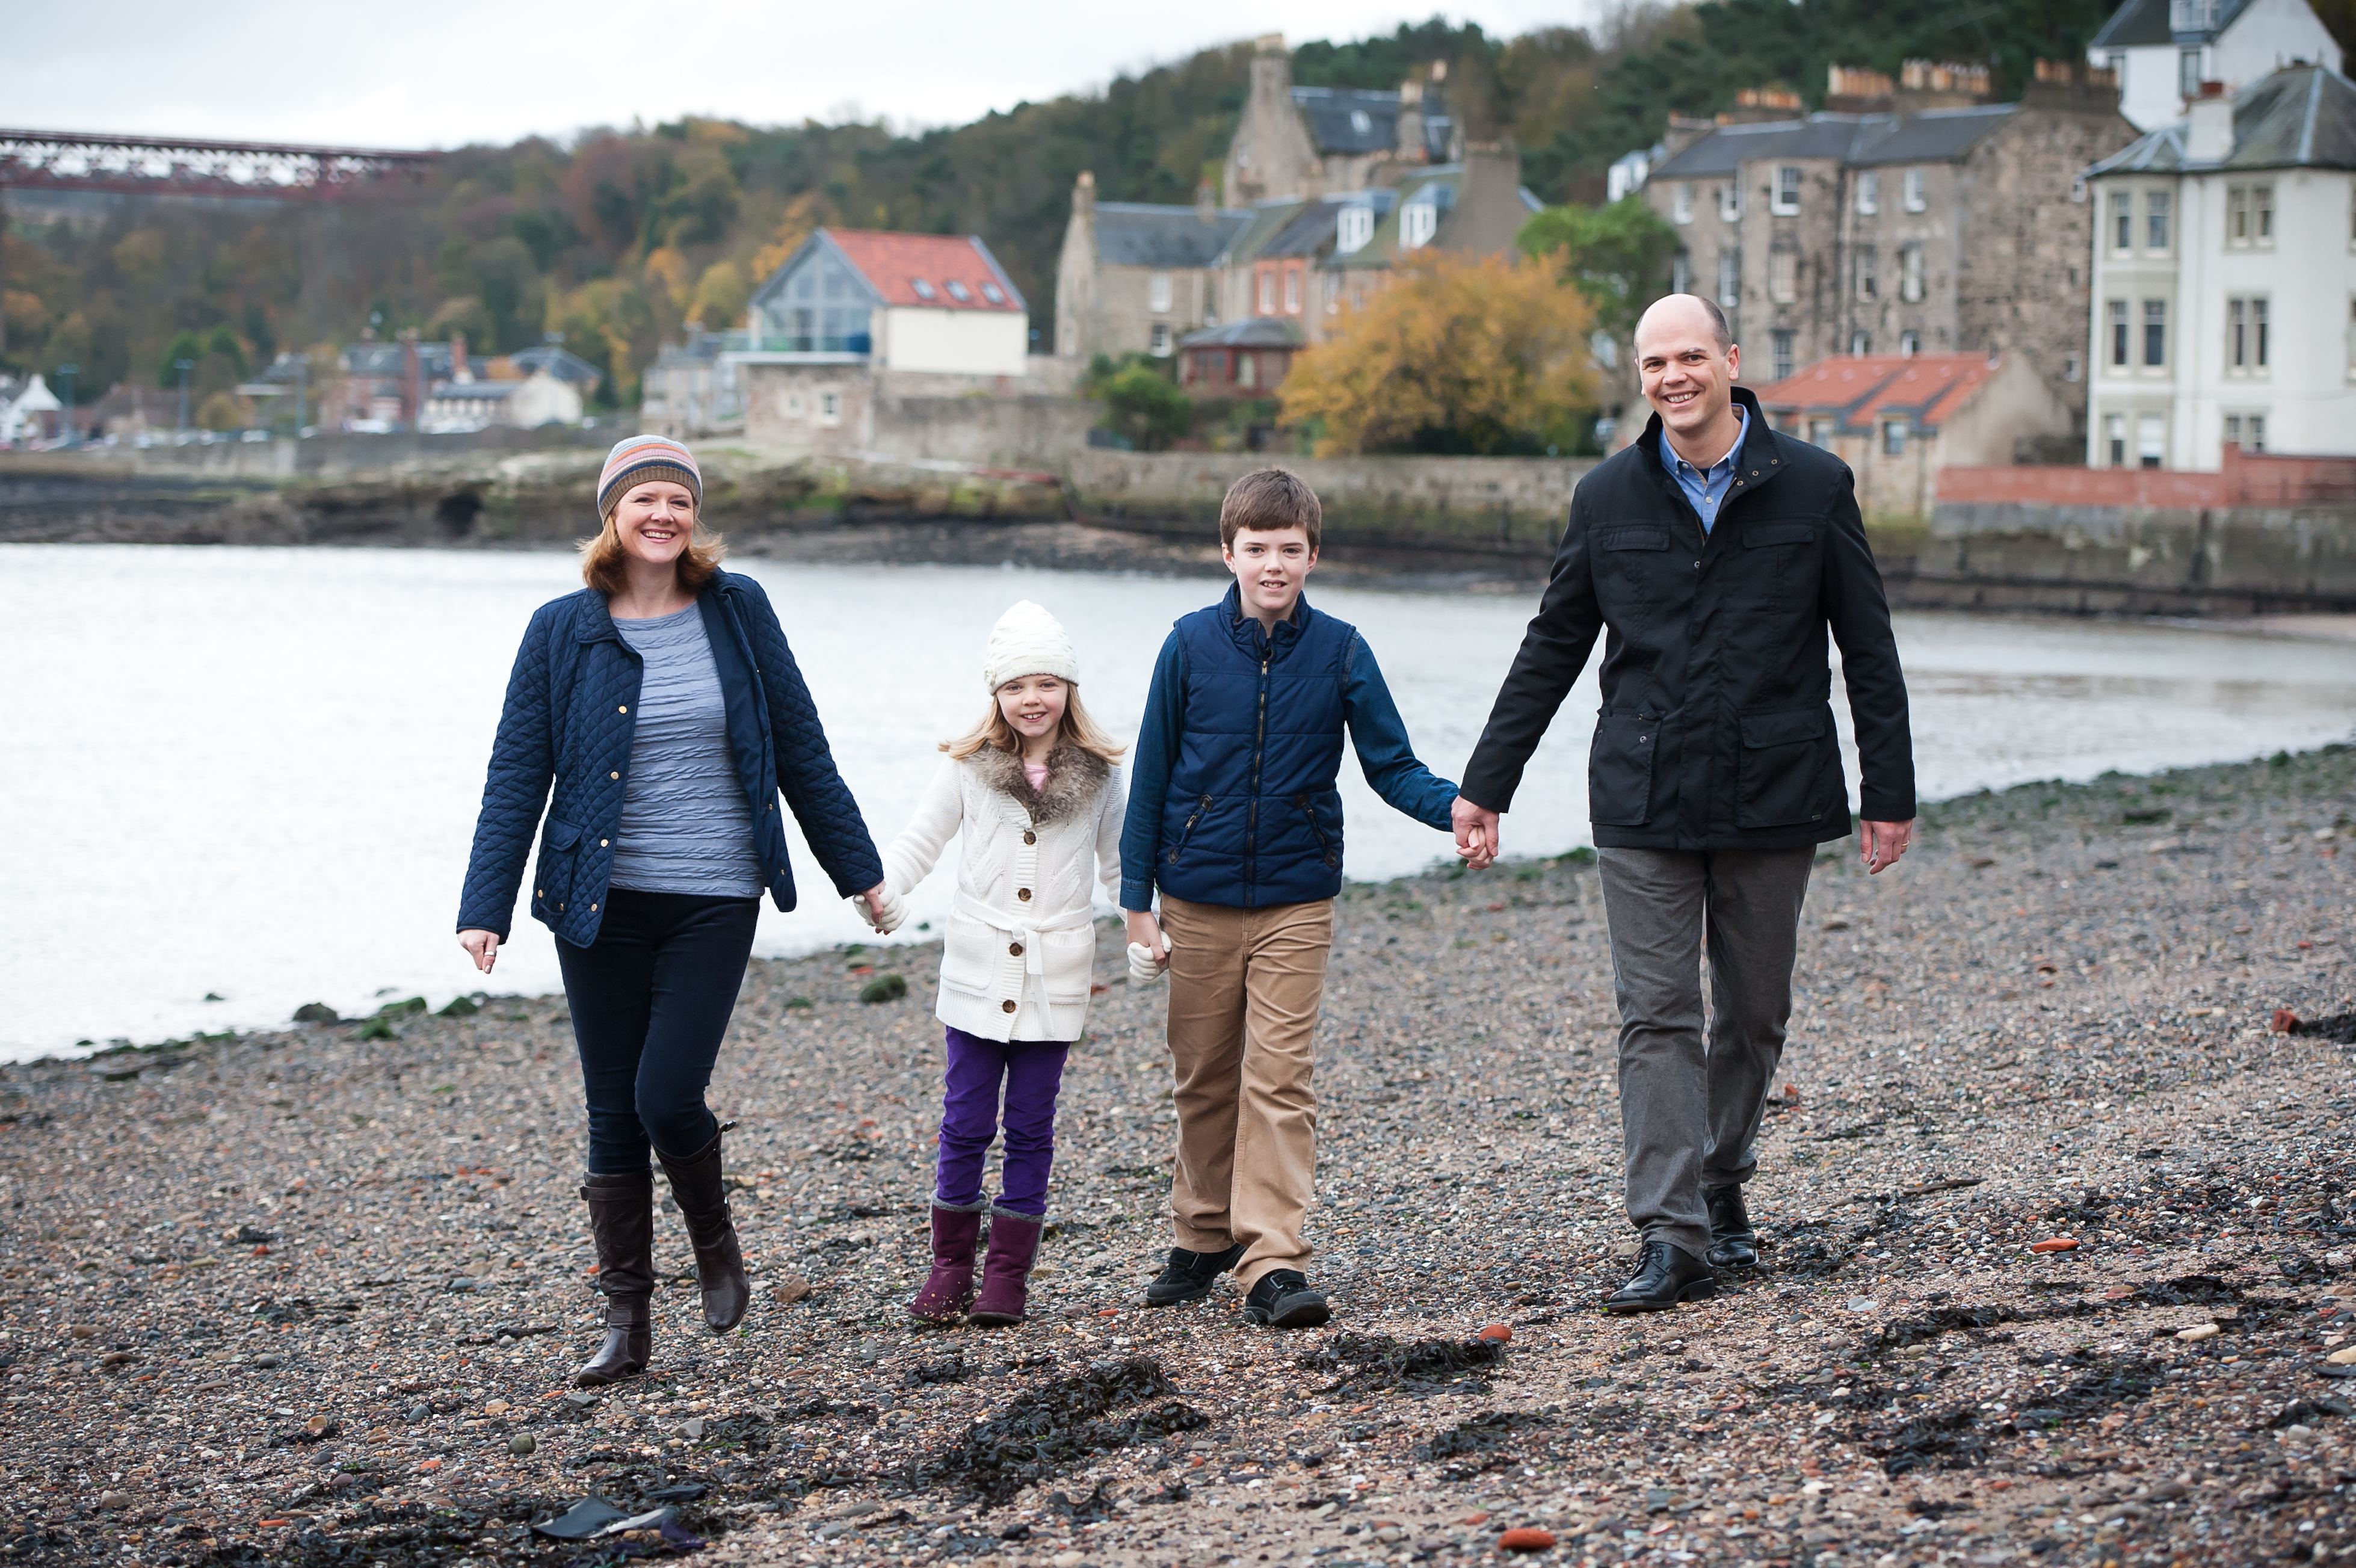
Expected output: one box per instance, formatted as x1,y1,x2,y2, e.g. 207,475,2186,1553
822,229,1023,312
1750,353,1998,431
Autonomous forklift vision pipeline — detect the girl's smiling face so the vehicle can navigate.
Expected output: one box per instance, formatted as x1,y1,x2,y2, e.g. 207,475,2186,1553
996,674,1068,745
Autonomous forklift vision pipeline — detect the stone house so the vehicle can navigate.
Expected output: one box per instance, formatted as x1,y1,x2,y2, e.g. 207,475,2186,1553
1638,62,2136,438
640,328,744,440
1053,177,1250,360
1754,350,2075,517
2082,64,2356,470
2090,0,2342,131
1220,34,1460,206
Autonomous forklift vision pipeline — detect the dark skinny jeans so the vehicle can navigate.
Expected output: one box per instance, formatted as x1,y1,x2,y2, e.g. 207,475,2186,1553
557,887,760,1174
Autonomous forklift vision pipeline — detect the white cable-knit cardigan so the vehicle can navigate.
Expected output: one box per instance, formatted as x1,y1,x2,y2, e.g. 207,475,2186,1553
880,745,1125,1043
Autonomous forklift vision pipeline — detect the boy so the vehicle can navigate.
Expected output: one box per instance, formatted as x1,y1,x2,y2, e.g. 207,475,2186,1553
1123,468,1460,1327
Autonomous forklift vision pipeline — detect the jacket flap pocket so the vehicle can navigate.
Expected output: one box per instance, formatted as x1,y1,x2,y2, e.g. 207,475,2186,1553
1601,527,1669,551
1740,708,1828,748
1744,522,1815,548
543,817,583,850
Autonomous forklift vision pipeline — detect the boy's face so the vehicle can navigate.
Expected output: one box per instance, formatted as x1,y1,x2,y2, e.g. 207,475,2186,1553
1223,526,1318,623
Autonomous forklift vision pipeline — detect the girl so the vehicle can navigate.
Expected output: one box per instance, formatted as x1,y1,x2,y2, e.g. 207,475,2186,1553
458,434,889,1386
866,601,1125,1326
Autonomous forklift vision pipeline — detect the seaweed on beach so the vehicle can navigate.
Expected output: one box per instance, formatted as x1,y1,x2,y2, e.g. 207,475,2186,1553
1297,1332,1508,1395
898,1355,1209,1505
1414,1410,1556,1479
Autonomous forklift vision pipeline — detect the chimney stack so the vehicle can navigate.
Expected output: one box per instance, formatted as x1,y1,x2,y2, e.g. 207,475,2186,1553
2186,81,2234,161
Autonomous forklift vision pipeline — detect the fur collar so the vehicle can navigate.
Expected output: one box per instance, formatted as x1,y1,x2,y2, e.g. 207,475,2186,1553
967,744,1110,826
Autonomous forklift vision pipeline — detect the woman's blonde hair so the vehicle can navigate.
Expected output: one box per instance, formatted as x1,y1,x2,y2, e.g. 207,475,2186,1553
943,681,1126,765
578,491,727,596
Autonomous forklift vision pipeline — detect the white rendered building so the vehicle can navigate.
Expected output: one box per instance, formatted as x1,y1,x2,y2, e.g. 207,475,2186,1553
2083,64,2356,469
2090,0,2342,131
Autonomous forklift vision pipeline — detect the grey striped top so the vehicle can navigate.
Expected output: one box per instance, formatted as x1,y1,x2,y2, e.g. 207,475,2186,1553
609,604,763,898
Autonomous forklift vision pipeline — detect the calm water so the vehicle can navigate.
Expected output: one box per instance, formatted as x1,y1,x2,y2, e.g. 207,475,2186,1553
4,544,2354,1060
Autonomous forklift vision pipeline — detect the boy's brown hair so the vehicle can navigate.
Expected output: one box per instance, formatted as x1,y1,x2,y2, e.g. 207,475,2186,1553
1218,467,1322,552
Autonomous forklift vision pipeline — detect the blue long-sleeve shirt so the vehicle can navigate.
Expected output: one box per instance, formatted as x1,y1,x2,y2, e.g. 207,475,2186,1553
1120,616,1457,911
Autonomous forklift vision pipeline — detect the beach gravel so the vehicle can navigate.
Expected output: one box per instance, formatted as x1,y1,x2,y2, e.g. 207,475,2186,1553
2,745,2352,1566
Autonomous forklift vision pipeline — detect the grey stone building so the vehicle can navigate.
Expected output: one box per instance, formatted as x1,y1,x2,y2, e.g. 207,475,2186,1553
1639,66,2135,433
1220,33,1460,206
1053,174,1250,361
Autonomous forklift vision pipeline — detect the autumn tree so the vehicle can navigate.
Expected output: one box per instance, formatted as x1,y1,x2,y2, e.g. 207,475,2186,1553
1277,253,1597,456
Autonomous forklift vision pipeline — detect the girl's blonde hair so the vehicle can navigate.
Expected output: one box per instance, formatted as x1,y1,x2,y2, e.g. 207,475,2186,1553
943,681,1126,765
578,495,727,596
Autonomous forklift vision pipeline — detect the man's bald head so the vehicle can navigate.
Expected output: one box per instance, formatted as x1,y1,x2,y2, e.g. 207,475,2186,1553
1635,292,1733,357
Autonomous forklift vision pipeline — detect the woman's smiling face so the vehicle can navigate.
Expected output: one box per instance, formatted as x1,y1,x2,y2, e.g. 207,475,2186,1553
612,481,697,566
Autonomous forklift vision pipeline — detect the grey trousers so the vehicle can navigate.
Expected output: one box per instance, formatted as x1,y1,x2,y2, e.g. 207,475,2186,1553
1596,846,1815,1261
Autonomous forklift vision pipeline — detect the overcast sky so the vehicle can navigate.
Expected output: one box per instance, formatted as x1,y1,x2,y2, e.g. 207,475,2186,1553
11,1,1605,150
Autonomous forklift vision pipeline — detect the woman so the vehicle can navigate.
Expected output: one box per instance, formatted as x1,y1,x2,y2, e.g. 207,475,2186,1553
457,433,887,1386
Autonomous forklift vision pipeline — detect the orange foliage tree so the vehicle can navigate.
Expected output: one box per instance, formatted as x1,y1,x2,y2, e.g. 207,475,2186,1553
1278,252,1598,455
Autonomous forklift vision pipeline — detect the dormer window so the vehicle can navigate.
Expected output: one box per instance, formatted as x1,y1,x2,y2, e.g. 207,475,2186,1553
1337,205,1375,253
912,279,937,300
2169,0,2219,29
945,280,971,302
1350,110,1372,134
980,282,1006,304
1401,200,1438,249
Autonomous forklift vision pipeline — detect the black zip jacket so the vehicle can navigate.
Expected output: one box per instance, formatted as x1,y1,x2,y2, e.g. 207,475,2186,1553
1460,386,1915,848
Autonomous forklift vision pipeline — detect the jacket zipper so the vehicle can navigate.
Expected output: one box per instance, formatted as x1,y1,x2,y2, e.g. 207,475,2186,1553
1293,793,1336,867
1247,654,1269,893
1167,794,1213,865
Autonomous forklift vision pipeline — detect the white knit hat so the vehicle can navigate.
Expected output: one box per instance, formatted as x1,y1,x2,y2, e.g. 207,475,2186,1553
982,600,1079,691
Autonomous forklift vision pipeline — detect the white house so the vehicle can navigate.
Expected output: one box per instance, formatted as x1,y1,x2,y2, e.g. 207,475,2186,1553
0,373,62,445
2082,64,2356,470
419,367,583,433
736,229,1029,377
2090,0,2343,131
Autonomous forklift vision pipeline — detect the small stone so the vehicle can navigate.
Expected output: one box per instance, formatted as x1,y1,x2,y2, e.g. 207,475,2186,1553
510,1433,537,1457
1612,1239,1641,1261
859,973,908,1004
67,1325,97,1340
1478,1323,1513,1344
406,1403,431,1422
1499,1527,1558,1552
291,1002,339,1024
1049,1553,1087,1568
2029,1236,2079,1253
437,995,480,1017
1821,916,1851,931
816,1522,853,1540
251,1354,284,1369
833,1502,880,1519
769,1274,815,1304
2325,1250,2352,1270
2325,1346,2356,1365
1845,1297,1878,1313
2177,1324,2221,1342
483,1400,510,1415
304,1415,335,1437
564,1391,599,1409
98,1492,132,1511
1374,1526,1406,1543
680,1416,707,1439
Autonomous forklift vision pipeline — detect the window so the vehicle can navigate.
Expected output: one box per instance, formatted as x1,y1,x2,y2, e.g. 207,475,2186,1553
945,280,970,302
2106,413,2126,467
2228,185,2251,244
1772,329,1794,380
1719,181,1742,221
819,390,840,425
2108,300,2130,366
1899,244,1925,303
1855,247,1877,299
1882,419,1908,456
1671,251,1692,295
1851,330,1872,355
1899,329,1920,357
1337,206,1374,252
1716,250,1741,308
2179,48,2203,100
1855,171,1878,215
2146,192,2170,252
2254,184,2273,243
981,282,1005,304
1237,353,1257,390
1769,245,1797,304
1773,165,1801,215
1283,269,1301,315
2224,412,2241,447
2144,299,2168,366
1350,109,1372,134
1672,183,1694,224
2064,353,2081,382
1808,417,1835,445
1401,200,1438,248
2137,412,2165,468
1149,322,1170,356
2111,191,2134,251
2247,412,2268,452
1902,168,1926,212
911,279,937,300
2349,297,2356,378
2227,297,2269,369
2105,50,2126,80
1257,270,1275,315
1149,271,1173,312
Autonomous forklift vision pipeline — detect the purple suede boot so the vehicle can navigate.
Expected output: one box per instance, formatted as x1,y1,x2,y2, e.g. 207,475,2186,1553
908,1204,985,1323
968,1208,1043,1327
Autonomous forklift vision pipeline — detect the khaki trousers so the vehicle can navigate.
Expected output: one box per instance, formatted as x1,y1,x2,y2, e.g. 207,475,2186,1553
1158,895,1334,1286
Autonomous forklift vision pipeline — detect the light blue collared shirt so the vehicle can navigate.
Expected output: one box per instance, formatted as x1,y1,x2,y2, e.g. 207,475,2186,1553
1658,402,1748,534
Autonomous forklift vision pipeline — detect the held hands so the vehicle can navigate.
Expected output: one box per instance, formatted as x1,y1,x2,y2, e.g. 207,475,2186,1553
1452,796,1500,870
853,883,905,935
458,930,500,975
1861,819,1915,875
1124,909,1172,985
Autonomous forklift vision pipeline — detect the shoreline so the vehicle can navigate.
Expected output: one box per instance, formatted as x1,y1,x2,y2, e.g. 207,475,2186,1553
2,747,2352,1567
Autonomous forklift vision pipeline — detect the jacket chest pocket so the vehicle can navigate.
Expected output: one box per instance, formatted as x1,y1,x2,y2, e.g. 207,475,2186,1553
533,818,584,913
1587,712,1658,827
1740,520,1818,601
1736,706,1835,829
1595,526,1671,619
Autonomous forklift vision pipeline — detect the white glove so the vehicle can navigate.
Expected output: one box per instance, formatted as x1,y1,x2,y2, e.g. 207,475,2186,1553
856,889,907,935
1127,934,1174,985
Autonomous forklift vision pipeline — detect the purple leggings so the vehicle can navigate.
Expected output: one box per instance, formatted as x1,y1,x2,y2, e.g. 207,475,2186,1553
934,1025,1070,1217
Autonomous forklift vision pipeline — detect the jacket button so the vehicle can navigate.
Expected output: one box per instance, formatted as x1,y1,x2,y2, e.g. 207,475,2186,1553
1010,942,1024,957
609,771,620,780
1017,888,1031,901
590,903,599,912
600,839,609,847
537,889,544,898
618,705,628,714
559,903,567,911
1023,830,1037,845
1001,999,1017,1014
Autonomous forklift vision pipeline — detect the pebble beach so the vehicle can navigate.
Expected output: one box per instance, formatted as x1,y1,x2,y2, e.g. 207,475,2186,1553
4,745,2354,1568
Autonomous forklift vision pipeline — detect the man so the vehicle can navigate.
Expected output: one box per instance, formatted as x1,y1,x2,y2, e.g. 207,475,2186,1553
1453,294,1916,1312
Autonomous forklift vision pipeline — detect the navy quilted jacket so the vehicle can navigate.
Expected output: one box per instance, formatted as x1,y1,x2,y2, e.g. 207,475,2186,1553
457,569,884,946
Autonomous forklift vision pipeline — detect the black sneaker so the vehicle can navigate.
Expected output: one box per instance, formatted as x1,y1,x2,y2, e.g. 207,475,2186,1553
1144,1243,1245,1307
1241,1270,1330,1328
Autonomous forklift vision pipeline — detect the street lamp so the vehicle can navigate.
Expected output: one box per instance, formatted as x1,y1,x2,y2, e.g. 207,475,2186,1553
55,363,79,448
174,358,196,436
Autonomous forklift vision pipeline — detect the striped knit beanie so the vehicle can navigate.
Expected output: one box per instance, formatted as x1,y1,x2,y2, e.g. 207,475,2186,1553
597,434,702,517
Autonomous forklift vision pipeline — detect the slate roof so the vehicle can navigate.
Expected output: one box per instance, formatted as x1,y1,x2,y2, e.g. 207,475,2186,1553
1179,318,1307,350
1288,87,1454,161
1753,353,2003,433
1256,199,1346,260
2083,64,2356,173
824,230,1025,311
1093,202,1252,268
507,345,605,384
2091,0,2257,48
1218,199,1314,267
1648,105,2020,179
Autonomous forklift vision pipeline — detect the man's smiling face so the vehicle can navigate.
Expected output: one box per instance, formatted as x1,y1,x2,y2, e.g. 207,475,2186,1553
1635,295,1741,449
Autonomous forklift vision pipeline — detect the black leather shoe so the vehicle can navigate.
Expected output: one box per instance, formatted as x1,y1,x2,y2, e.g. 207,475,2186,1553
1603,1239,1718,1314
1704,1184,1758,1270
1144,1243,1245,1306
1241,1270,1331,1328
